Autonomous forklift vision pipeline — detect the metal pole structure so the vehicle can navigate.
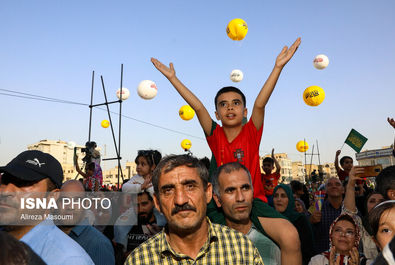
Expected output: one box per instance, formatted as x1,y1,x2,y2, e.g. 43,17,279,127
117,64,124,188
316,140,321,166
304,138,307,181
309,144,315,179
100,76,121,161
88,71,95,142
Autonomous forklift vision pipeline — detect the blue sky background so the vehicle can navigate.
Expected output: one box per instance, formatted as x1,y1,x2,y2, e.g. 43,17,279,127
1,0,394,170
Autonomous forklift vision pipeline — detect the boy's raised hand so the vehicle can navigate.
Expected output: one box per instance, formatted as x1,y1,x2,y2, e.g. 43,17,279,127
388,117,395,129
151,58,175,80
275,37,301,68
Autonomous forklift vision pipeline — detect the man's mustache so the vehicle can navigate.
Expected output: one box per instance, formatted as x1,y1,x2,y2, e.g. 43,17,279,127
171,204,196,215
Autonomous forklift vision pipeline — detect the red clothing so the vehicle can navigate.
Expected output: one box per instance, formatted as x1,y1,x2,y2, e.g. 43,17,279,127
206,119,267,202
337,169,348,182
262,172,280,196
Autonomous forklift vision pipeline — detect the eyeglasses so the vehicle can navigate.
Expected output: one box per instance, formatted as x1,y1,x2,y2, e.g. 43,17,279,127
333,227,355,237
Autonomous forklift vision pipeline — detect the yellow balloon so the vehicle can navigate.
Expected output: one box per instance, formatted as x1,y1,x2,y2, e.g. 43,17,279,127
101,120,110,128
226,18,248,41
179,105,195,121
303,86,325,106
296,140,309,152
181,139,192,150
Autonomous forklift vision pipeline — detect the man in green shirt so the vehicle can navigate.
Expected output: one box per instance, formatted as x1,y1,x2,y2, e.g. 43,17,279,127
212,162,281,265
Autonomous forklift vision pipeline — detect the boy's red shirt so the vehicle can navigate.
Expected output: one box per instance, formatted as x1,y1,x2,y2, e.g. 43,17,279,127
206,119,267,202
261,172,281,196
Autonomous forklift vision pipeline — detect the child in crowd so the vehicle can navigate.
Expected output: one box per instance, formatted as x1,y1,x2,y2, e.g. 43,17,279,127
122,150,162,197
334,150,353,182
152,38,303,265
74,155,102,191
152,37,300,201
261,148,281,206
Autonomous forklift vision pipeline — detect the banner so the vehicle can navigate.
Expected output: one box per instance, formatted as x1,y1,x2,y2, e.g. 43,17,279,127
345,129,368,153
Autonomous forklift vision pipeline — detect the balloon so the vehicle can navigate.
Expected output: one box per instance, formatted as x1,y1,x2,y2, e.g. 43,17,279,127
226,18,248,41
101,120,110,128
303,86,325,106
179,105,195,121
230,69,244,82
296,140,309,152
137,80,157,100
181,139,192,150
116,87,130,100
313,54,329,70
67,141,76,149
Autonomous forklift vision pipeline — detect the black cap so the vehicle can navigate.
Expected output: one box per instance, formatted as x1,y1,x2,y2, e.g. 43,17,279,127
0,150,63,188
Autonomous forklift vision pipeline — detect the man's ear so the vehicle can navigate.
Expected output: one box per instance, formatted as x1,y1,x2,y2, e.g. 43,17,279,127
47,188,60,199
243,107,247,118
213,193,222,208
387,189,395,200
205,183,213,204
153,194,162,214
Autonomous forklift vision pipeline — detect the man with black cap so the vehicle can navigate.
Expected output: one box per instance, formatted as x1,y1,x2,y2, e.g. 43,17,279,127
0,150,94,265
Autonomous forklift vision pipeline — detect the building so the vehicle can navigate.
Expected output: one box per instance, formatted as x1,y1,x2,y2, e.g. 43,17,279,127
291,161,306,183
103,161,137,186
259,152,337,183
356,146,395,169
260,153,293,183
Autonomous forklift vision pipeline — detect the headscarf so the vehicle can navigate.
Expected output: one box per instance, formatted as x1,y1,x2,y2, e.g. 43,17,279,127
295,198,310,216
323,213,362,264
273,184,304,223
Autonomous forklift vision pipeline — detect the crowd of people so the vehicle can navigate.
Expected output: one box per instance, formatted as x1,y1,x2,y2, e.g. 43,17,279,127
1,37,395,265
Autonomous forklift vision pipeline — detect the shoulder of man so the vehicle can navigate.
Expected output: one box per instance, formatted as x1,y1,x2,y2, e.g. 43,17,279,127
211,222,255,247
124,230,163,265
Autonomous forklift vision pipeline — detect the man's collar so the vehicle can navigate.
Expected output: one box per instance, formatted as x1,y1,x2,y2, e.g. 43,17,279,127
159,217,218,259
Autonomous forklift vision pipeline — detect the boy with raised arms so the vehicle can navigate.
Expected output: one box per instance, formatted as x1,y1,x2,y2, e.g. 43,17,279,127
151,37,302,265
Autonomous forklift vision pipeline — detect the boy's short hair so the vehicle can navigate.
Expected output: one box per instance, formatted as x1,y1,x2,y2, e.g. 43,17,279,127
339,156,353,166
214,86,246,109
262,157,274,165
375,165,395,199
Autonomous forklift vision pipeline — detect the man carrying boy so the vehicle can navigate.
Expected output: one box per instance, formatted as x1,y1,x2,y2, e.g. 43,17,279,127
334,149,353,182
152,37,300,201
151,37,302,265
261,148,281,206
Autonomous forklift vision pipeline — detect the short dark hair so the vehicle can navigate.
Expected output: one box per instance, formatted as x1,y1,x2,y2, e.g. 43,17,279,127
138,190,153,201
340,156,353,166
262,157,274,165
214,86,246,110
152,154,208,196
290,180,304,192
369,200,395,238
0,231,46,265
212,162,252,197
375,166,395,199
135,150,162,168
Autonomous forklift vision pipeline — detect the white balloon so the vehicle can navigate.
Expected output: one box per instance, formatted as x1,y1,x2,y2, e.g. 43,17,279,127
230,69,244,82
116,87,130,100
67,141,76,149
313,54,329,70
137,80,157,100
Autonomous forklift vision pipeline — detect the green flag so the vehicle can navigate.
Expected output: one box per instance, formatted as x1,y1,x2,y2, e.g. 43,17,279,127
345,129,368,153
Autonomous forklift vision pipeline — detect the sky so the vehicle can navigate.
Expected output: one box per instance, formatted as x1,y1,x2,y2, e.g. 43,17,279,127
1,0,395,170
